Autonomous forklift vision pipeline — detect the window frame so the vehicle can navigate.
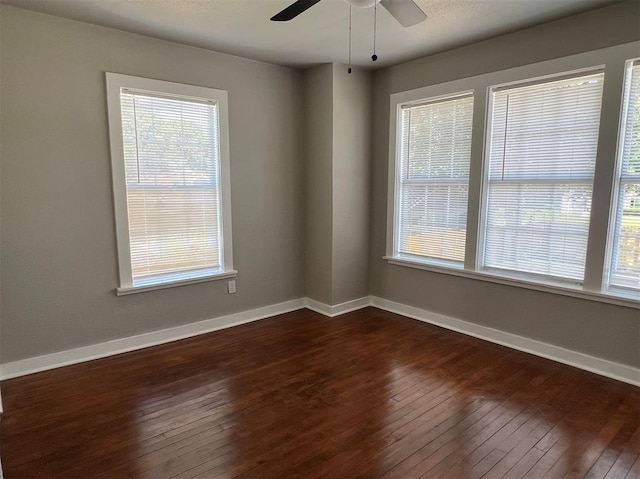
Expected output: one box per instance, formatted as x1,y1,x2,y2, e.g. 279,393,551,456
477,68,605,286
106,73,235,295
385,42,640,309
391,90,475,269
604,58,640,299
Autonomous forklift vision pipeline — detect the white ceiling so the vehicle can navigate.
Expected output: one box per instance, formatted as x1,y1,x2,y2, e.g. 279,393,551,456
2,0,620,68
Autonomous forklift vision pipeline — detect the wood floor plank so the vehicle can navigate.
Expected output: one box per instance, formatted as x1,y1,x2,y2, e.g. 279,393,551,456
1,307,638,479
626,456,640,479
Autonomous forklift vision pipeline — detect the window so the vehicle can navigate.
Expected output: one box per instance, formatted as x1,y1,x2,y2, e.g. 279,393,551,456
386,46,640,307
480,71,605,284
106,74,234,294
392,92,474,267
606,59,640,297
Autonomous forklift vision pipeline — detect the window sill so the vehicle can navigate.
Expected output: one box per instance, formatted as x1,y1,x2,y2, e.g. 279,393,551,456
116,270,238,296
384,256,640,310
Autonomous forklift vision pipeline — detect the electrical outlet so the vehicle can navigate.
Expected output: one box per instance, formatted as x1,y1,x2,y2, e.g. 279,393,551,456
227,280,236,294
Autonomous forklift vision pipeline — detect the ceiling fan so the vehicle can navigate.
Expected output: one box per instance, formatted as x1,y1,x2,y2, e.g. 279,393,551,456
271,0,427,28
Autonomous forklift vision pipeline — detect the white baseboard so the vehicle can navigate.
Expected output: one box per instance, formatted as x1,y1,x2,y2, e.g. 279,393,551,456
304,296,372,317
0,296,372,381
369,296,640,387
0,299,306,381
1,295,637,388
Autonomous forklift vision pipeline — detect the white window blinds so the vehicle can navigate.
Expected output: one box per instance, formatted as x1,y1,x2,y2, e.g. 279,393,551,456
608,60,640,295
120,90,223,287
396,93,474,265
482,71,605,283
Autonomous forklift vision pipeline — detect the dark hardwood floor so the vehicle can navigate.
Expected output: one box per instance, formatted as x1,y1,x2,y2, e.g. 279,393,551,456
1,307,638,478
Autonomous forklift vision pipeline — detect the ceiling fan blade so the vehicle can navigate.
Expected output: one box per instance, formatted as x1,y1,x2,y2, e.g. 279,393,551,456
270,0,323,21
380,0,427,27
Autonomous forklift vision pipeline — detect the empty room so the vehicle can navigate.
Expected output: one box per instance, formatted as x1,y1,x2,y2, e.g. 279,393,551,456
0,0,639,477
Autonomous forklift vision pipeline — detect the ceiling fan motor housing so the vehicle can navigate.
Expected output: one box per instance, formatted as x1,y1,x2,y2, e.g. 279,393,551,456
344,0,382,8
271,0,426,29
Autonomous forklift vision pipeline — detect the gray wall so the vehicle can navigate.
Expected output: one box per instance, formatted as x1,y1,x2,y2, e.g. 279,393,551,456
304,64,371,305
1,0,638,369
332,65,371,304
370,0,640,368
304,65,334,305
0,6,305,362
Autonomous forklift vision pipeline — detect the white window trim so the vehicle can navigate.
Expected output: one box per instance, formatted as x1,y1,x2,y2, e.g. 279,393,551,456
390,90,474,267
604,58,640,298
384,255,639,309
106,73,235,295
477,67,604,286
386,41,640,309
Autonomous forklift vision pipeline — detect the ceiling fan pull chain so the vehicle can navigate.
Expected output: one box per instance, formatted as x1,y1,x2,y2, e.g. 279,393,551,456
372,0,378,62
348,5,352,73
